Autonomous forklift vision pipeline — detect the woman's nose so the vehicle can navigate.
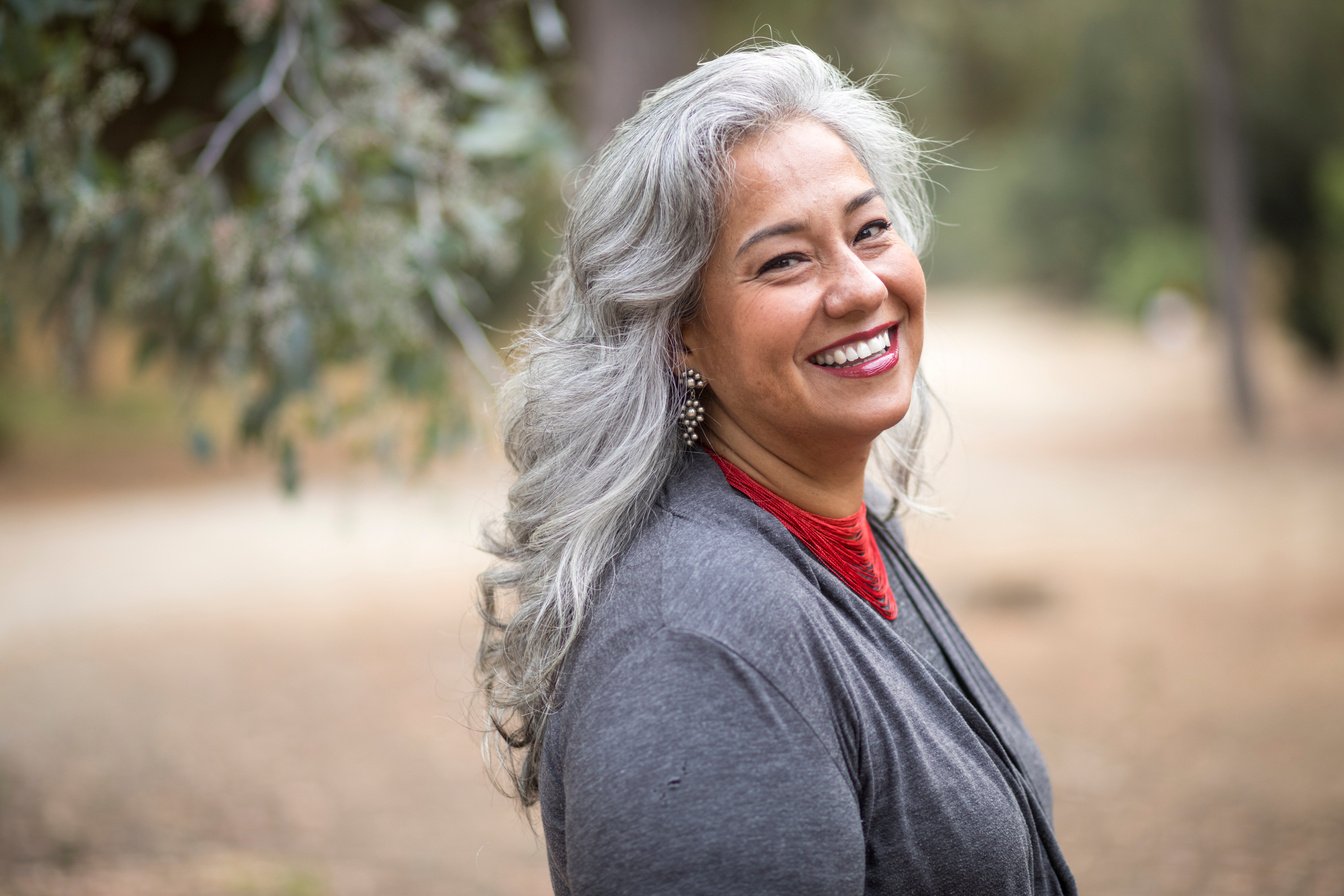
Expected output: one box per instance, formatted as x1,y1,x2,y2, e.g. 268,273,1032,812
822,248,887,318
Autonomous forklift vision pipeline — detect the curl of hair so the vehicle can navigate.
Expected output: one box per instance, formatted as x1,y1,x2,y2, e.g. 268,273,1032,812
477,42,937,806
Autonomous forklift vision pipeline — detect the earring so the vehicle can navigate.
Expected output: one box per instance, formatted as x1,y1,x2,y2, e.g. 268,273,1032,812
678,368,706,448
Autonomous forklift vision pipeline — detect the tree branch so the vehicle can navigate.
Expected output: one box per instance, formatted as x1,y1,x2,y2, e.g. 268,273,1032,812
411,182,504,384
194,5,304,177
267,89,309,137
427,273,505,386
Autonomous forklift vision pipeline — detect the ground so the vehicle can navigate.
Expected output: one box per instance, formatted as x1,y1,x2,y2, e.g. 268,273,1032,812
1,292,1341,895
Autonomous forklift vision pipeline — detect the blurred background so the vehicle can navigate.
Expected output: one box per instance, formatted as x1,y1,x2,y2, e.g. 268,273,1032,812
1,0,1342,894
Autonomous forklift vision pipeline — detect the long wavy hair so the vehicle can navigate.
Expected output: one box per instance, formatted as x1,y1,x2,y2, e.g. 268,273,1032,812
477,42,936,806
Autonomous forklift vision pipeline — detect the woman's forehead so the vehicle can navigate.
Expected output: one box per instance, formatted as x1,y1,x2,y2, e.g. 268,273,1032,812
717,122,879,236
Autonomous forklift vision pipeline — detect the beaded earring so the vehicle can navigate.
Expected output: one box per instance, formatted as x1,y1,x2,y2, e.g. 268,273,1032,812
678,368,707,448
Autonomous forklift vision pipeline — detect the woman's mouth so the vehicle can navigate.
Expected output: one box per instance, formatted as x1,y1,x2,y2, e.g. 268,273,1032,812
808,325,896,369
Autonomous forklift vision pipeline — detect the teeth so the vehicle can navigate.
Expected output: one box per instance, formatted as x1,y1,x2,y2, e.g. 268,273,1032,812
811,329,892,367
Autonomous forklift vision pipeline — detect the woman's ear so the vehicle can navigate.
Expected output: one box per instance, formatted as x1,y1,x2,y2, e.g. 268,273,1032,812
678,315,703,373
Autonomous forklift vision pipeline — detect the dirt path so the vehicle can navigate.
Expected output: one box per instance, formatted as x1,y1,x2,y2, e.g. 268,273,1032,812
1,292,1341,895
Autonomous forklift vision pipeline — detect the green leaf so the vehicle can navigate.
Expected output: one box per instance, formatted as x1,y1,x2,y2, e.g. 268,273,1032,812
189,427,215,462
0,18,43,87
453,62,508,100
425,2,459,38
240,384,284,444
387,347,444,396
5,0,43,26
90,215,136,310
0,289,14,351
134,331,163,370
1317,149,1344,236
279,437,300,495
54,0,101,16
0,174,19,254
457,105,540,158
275,310,315,389
167,0,210,30
128,32,175,101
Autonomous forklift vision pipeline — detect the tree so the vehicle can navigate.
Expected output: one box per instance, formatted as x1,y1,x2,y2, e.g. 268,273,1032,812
0,0,573,488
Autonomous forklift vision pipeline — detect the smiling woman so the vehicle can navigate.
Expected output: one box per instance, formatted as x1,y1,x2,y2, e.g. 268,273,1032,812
477,43,1076,895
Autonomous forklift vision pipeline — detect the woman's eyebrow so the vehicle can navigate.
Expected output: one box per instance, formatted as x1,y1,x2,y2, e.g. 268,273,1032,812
733,188,884,260
845,187,882,215
735,221,803,259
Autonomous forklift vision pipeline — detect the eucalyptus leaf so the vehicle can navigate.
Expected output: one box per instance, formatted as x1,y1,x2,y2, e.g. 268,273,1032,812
240,384,284,444
453,63,508,99
0,289,14,351
53,0,101,17
275,309,315,389
279,437,300,494
134,331,163,370
128,32,175,101
0,17,43,82
457,106,540,158
0,174,19,254
1317,149,1344,234
168,0,210,30
189,426,215,461
5,0,42,26
527,0,569,55
424,2,458,38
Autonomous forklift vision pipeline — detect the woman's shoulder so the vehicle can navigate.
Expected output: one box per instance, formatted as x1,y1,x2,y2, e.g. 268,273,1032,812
631,459,834,638
545,517,839,778
549,526,855,794
551,454,871,739
555,468,848,728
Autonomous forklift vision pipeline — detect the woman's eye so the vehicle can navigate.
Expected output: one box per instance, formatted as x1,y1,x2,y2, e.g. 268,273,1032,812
856,219,892,242
758,254,802,275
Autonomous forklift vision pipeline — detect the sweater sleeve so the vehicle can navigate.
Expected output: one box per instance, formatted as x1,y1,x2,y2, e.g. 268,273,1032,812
556,628,865,896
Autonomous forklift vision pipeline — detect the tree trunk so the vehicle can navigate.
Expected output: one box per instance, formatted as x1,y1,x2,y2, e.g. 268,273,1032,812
1194,0,1259,436
567,0,703,151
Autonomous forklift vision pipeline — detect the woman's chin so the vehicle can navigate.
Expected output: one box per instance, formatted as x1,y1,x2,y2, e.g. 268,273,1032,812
847,389,916,440
789,404,914,453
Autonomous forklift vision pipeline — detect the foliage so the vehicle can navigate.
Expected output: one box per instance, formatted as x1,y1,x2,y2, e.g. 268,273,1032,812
1099,223,1207,321
0,0,573,487
1296,147,1344,359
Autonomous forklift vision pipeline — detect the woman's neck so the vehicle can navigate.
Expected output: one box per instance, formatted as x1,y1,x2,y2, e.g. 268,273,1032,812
703,424,870,519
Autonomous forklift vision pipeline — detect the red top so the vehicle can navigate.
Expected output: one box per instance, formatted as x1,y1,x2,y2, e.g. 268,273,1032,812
707,450,898,620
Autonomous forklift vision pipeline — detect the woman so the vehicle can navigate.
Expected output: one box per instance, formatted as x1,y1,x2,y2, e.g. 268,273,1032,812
477,43,1075,895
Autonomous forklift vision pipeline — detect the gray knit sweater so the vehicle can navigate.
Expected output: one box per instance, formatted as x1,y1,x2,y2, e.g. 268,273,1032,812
539,451,1076,895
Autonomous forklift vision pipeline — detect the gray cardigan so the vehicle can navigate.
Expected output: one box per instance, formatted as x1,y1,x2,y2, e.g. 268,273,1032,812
539,451,1076,895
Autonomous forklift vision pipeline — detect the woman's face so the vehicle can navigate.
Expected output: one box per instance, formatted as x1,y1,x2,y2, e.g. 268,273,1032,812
682,119,926,464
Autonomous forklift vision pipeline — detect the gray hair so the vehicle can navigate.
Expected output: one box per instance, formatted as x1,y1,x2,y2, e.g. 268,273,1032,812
477,42,936,806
